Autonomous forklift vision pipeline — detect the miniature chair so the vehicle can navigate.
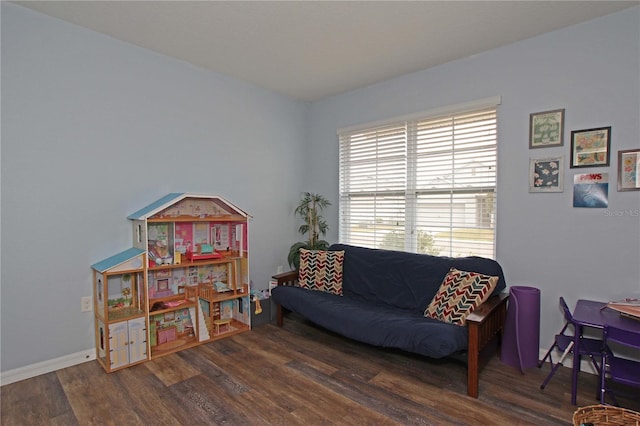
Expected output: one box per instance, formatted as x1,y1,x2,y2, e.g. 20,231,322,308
539,297,605,391
600,324,640,406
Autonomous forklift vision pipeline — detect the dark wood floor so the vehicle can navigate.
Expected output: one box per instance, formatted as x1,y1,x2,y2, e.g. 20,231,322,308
2,314,639,425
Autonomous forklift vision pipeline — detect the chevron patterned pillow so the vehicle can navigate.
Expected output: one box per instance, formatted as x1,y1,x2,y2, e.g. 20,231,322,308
424,268,498,326
297,249,344,295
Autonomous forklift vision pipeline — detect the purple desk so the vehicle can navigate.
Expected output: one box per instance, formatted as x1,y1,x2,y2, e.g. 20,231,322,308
570,299,640,405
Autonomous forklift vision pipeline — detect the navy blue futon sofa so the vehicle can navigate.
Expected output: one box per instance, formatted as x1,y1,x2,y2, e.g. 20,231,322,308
271,243,509,398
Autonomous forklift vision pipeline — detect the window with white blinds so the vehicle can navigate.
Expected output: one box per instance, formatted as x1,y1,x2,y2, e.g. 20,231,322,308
338,101,498,259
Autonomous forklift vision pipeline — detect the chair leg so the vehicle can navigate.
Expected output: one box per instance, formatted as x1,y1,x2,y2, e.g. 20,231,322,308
589,355,602,376
599,357,619,406
586,354,605,401
600,386,620,406
541,362,563,389
600,378,620,406
538,346,555,368
540,341,574,390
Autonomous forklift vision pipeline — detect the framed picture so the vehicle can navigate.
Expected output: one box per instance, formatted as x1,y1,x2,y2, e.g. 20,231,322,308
156,278,169,292
529,109,564,148
529,157,563,192
618,149,640,191
574,173,609,208
570,126,611,168
155,269,171,278
163,311,175,322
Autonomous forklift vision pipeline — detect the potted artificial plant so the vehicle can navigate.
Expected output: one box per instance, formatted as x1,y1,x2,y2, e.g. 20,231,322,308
288,192,331,270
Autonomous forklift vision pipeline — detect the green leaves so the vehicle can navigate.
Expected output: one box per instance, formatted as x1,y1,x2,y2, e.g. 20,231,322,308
288,192,331,269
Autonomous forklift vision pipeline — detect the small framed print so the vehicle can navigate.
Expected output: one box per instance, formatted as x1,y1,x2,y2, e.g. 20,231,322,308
156,278,169,292
570,126,611,168
529,109,564,148
155,269,171,278
618,149,640,191
530,157,563,192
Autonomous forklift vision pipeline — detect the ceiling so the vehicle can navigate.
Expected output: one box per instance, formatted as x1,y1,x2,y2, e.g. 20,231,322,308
14,1,638,101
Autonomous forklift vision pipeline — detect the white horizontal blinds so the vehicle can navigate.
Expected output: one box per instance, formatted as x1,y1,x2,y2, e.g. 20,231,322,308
339,123,406,249
414,108,497,258
339,104,497,259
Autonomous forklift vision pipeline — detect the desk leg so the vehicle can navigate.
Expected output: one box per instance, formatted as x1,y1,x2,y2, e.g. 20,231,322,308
571,329,581,405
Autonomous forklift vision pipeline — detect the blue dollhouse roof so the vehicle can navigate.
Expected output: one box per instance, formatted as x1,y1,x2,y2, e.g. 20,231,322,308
91,247,145,273
126,193,249,220
126,193,185,220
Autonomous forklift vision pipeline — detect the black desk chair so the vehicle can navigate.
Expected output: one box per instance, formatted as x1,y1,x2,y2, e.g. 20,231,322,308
539,297,605,390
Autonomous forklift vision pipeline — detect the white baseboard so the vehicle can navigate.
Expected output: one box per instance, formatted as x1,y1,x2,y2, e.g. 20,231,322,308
0,349,96,386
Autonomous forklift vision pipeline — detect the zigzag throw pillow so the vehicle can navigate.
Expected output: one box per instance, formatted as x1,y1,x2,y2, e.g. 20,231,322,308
424,267,498,326
297,248,344,296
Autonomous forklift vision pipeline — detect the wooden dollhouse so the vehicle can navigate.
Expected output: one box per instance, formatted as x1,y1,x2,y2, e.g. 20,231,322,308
91,193,251,372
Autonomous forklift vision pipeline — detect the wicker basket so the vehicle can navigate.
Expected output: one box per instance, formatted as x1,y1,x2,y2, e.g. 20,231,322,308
573,405,640,426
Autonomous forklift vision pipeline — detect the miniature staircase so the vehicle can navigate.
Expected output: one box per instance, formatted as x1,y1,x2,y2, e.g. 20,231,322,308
194,304,210,342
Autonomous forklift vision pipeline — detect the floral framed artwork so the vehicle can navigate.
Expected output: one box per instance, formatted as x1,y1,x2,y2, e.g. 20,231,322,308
618,149,640,191
530,157,563,192
529,108,564,148
570,126,611,168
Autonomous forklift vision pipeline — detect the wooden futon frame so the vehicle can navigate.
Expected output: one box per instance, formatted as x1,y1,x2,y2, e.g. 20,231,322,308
271,270,509,398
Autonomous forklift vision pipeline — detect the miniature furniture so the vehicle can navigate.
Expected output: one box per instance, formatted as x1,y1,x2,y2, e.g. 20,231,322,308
600,324,640,405
570,299,640,405
539,297,605,393
213,318,232,335
91,193,251,373
271,243,509,398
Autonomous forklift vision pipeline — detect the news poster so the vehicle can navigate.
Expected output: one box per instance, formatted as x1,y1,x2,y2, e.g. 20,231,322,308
573,173,608,208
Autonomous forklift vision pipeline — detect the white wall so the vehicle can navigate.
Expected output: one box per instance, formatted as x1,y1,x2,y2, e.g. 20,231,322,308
306,7,639,353
1,3,305,375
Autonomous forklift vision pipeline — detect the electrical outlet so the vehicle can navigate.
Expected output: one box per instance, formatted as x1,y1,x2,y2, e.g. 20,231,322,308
277,265,284,274
81,296,93,312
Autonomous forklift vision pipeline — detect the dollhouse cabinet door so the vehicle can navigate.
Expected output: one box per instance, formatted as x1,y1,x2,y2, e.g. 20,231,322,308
109,322,129,369
128,317,147,364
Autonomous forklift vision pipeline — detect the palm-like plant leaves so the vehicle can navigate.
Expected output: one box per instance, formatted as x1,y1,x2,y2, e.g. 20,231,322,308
288,193,331,269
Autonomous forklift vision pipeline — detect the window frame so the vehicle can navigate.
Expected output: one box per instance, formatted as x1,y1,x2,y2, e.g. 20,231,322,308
338,97,501,259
